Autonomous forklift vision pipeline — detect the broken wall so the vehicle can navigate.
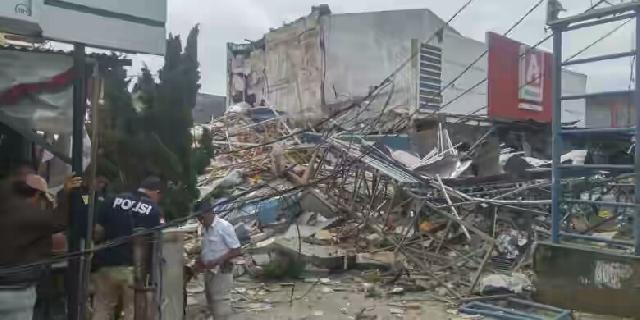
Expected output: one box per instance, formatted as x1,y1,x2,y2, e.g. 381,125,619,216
322,9,464,118
226,7,587,126
264,12,324,124
227,43,268,106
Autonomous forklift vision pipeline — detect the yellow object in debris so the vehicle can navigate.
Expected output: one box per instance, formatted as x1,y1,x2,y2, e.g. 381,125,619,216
598,210,611,218
315,229,334,241
419,222,431,234
249,175,262,185
419,221,445,234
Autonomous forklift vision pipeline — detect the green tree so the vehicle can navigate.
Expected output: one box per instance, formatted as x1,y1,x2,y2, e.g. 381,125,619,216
98,25,202,220
193,127,214,175
150,25,201,219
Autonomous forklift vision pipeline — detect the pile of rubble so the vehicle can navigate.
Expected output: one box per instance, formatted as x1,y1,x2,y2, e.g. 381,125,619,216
184,105,634,319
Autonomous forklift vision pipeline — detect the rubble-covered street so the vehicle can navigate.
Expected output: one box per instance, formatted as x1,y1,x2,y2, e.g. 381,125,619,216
185,273,627,320
5,1,640,319
186,273,453,320
178,103,637,319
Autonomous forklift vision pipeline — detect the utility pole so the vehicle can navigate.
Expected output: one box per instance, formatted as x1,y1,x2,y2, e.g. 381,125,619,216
68,42,86,320
133,229,152,320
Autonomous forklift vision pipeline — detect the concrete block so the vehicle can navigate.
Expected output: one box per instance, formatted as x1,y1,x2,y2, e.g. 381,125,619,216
533,241,640,318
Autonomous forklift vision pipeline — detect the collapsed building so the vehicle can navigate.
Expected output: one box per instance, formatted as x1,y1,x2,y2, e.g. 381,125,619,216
224,5,594,182
226,5,586,124
183,4,640,319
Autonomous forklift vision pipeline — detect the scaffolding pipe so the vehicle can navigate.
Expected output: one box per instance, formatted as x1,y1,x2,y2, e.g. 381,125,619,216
634,9,640,256
133,230,149,320
551,27,563,243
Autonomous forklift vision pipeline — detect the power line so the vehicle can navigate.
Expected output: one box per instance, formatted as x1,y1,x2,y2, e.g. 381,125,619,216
0,175,318,275
11,0,567,274
8,6,469,272
344,1,568,134
447,18,631,124
382,0,551,122
322,0,546,134
0,92,421,274
438,0,547,97
200,0,481,157
564,18,632,63
440,1,630,114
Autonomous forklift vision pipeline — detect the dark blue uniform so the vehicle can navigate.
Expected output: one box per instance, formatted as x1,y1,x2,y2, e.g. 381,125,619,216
95,191,161,268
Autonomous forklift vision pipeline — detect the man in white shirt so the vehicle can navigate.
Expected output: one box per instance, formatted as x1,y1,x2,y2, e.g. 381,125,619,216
196,201,242,320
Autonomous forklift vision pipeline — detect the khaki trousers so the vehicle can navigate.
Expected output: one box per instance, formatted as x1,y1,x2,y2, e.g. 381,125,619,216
91,266,134,320
204,271,233,320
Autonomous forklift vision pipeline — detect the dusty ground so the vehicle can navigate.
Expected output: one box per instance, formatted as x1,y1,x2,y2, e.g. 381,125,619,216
185,272,628,320
186,273,451,320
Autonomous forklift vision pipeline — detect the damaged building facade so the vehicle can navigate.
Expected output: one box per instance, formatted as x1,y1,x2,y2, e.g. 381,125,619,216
226,5,587,128
189,3,640,319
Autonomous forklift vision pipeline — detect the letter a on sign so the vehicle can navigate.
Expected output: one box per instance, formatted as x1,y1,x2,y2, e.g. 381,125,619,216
518,45,545,106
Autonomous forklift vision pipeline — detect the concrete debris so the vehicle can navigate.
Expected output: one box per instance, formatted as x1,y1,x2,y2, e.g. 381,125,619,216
477,273,533,294
321,287,334,293
355,252,398,270
184,107,632,318
389,287,404,294
388,307,405,315
495,229,529,260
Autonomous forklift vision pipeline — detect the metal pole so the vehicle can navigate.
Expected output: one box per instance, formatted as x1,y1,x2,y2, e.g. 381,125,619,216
77,66,103,318
133,230,149,320
551,28,563,243
634,10,640,256
72,44,86,173
68,43,86,320
86,67,102,250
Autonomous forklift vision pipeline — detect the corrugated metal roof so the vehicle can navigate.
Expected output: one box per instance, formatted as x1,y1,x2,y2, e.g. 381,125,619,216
330,138,422,185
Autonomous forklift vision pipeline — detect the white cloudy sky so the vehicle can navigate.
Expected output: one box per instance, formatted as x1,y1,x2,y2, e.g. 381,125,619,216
132,0,637,95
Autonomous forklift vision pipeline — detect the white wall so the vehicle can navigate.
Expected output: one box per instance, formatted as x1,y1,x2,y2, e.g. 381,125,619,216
439,31,489,116
561,70,588,126
229,8,587,126
323,9,452,115
322,10,587,125
264,12,323,123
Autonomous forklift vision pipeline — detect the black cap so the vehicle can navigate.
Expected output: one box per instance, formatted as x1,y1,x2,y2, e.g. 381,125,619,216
195,200,213,216
195,198,230,216
140,176,163,191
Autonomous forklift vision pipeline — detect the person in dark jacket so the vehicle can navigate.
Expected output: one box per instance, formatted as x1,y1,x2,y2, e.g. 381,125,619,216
0,172,81,320
91,176,163,320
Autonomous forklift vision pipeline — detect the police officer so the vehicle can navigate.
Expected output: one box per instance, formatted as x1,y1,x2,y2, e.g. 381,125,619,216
91,176,163,320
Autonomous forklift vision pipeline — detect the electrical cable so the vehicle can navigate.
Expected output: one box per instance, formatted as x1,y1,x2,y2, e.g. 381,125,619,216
0,104,410,275
440,3,631,115
2,94,401,275
355,0,625,132
5,0,589,274
0,180,312,275
194,0,480,157
438,0,547,97
377,2,556,128
564,18,632,63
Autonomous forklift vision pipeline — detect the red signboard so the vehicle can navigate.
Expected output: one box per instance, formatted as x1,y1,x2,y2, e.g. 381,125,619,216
487,32,553,122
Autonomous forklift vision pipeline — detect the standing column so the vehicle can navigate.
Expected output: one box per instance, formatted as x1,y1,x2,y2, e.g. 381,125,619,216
551,28,563,243
68,43,86,320
633,10,640,255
